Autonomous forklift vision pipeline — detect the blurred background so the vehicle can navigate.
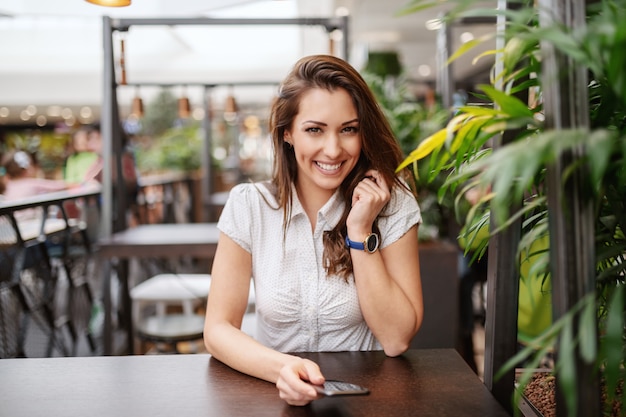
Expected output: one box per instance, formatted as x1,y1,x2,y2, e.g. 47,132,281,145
0,0,496,123
1,0,500,368
0,0,496,233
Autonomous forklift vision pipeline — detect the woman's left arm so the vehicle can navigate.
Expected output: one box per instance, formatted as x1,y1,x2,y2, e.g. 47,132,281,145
347,170,423,357
350,225,423,357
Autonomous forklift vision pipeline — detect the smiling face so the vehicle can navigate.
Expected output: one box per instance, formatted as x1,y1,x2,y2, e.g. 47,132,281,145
284,87,362,204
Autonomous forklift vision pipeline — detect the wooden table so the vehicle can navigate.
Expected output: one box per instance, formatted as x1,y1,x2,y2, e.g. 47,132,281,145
0,349,510,417
96,223,220,355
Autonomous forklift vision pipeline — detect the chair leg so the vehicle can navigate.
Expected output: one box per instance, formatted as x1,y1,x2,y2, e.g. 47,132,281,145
21,264,69,357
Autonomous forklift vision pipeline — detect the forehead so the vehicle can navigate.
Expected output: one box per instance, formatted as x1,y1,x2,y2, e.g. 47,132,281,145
295,87,357,121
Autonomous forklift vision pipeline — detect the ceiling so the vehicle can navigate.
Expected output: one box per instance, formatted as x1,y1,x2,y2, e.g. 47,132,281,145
0,0,497,127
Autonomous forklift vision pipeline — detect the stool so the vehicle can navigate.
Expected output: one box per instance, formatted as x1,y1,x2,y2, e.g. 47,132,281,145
130,274,212,353
129,274,256,353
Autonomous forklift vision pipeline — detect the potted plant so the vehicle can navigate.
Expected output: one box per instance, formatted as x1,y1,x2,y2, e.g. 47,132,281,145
398,0,625,415
133,89,203,174
363,71,451,241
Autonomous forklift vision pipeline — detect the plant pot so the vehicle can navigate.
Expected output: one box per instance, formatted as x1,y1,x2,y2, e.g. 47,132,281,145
516,370,554,417
517,369,624,417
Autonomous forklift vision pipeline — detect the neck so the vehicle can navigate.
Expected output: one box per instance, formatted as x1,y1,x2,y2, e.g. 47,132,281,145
294,182,335,230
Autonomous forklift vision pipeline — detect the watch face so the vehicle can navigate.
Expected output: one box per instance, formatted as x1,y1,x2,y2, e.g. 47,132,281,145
365,234,379,253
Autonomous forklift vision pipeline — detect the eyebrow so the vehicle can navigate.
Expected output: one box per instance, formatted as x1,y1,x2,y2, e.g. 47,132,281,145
301,118,359,126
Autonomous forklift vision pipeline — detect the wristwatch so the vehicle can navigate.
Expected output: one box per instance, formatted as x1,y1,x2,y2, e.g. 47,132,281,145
345,233,380,254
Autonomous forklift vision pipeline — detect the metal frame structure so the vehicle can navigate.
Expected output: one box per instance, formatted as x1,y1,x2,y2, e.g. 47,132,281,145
436,15,496,110
100,15,350,238
539,0,599,415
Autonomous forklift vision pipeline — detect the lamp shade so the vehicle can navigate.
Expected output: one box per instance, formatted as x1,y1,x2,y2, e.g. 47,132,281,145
178,97,191,119
131,97,144,118
85,0,131,6
224,95,238,114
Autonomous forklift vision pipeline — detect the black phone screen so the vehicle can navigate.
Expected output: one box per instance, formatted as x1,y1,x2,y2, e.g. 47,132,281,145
313,380,370,396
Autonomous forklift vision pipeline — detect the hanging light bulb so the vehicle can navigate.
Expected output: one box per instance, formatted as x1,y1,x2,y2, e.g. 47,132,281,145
223,86,238,123
224,95,237,113
85,0,131,6
178,86,191,119
131,87,144,118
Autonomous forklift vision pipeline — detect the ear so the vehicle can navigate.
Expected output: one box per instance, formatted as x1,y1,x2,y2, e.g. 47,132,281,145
283,131,292,145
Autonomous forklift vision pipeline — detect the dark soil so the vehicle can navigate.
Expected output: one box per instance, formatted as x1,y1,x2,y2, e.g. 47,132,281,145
523,373,555,417
523,372,624,417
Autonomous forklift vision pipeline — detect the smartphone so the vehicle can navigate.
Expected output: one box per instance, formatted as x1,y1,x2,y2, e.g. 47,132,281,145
313,380,370,397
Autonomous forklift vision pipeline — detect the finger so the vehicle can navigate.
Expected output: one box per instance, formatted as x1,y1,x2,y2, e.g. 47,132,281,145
364,169,389,190
300,359,325,386
277,360,320,399
354,181,387,206
278,386,313,406
277,377,318,406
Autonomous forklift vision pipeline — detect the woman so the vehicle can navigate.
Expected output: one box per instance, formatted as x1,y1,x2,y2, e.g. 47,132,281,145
63,127,99,186
203,55,423,406
2,150,68,202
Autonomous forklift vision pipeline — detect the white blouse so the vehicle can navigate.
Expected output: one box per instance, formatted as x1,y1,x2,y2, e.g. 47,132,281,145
217,181,422,353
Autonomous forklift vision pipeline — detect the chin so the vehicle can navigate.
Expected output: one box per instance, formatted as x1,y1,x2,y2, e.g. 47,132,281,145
316,178,345,192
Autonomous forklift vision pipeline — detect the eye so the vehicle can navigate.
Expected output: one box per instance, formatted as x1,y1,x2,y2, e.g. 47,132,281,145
342,126,359,135
305,127,322,134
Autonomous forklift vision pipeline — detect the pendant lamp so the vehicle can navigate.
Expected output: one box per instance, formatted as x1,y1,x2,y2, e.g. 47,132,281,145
85,0,131,6
223,93,238,123
178,86,191,119
223,85,238,123
131,97,144,118
178,97,191,119
224,95,238,114
131,88,144,118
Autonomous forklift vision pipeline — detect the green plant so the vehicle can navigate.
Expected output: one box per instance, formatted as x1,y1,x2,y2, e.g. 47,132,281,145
141,89,179,137
2,129,70,177
133,89,203,173
363,72,450,240
134,123,203,173
364,51,403,78
398,0,626,415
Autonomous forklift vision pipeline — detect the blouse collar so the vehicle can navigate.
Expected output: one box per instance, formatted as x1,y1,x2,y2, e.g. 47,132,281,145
290,184,344,229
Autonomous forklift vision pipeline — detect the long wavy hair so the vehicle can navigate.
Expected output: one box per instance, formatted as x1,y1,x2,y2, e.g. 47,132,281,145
269,54,412,281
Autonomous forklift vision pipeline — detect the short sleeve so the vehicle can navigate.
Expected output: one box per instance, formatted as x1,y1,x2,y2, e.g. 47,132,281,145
377,185,422,249
217,183,254,253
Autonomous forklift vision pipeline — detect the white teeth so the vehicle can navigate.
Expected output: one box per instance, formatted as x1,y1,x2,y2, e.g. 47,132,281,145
316,162,341,171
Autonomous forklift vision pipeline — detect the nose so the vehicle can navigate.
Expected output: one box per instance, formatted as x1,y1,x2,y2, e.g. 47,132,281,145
323,133,342,159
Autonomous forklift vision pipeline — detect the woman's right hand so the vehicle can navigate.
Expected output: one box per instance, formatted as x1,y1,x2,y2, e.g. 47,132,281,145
276,358,325,406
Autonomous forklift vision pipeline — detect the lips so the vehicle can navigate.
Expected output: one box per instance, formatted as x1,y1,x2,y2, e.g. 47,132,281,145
316,161,342,172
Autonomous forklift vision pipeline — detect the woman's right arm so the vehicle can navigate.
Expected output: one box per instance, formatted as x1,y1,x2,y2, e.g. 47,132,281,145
203,233,325,405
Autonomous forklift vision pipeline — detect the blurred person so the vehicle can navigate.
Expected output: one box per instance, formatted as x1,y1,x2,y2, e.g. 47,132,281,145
2,150,68,203
203,55,424,406
0,150,68,247
63,127,99,186
62,127,102,221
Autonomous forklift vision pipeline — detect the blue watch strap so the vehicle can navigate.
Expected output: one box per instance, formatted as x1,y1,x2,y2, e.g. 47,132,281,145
345,235,365,250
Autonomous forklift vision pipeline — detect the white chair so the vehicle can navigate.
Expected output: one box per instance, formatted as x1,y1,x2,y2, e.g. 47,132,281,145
130,274,256,353
130,273,211,353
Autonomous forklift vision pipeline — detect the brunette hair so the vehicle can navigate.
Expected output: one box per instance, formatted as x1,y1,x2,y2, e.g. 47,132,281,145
268,54,411,280
2,150,33,178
